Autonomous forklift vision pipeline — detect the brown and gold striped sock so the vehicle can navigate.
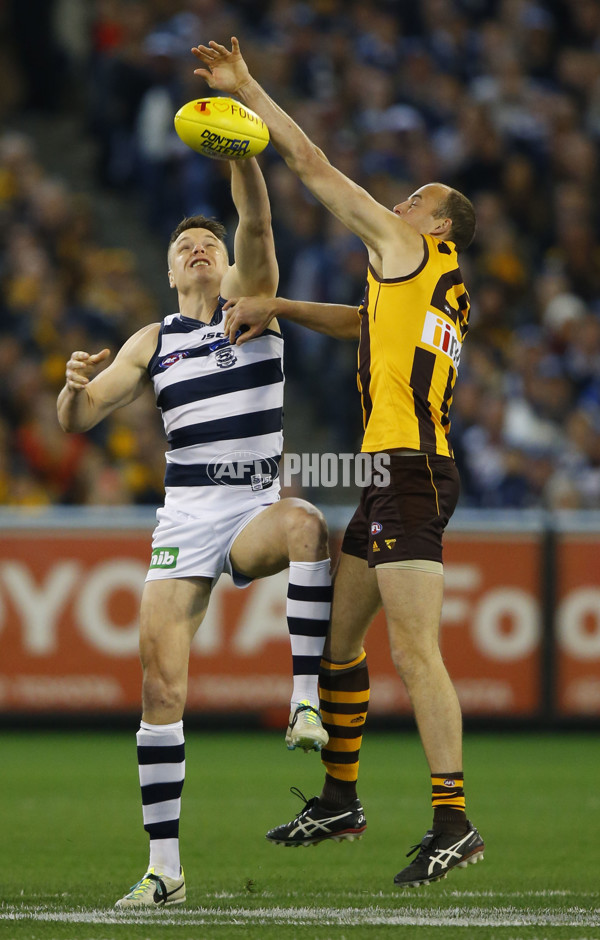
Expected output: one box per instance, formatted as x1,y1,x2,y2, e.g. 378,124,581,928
318,652,370,810
431,772,468,834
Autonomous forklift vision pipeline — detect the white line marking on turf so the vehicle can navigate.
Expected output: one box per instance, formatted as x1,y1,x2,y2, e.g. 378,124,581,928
1,906,600,927
338,890,599,901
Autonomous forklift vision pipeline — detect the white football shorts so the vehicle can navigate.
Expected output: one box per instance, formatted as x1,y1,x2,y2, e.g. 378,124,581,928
145,487,279,587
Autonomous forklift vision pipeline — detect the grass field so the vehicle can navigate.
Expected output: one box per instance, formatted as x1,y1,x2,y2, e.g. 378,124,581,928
0,729,598,939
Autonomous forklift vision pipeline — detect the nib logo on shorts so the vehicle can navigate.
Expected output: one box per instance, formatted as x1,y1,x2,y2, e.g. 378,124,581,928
150,547,179,569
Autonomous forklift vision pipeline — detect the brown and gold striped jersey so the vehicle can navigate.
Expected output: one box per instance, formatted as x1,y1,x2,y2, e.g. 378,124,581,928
357,234,470,457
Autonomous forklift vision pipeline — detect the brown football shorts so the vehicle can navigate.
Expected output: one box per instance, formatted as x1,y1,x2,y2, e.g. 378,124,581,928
341,453,460,567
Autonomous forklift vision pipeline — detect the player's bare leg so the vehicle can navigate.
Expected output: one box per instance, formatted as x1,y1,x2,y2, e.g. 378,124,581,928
116,577,211,908
140,577,212,724
375,566,461,771
375,565,484,886
229,498,329,574
326,551,381,660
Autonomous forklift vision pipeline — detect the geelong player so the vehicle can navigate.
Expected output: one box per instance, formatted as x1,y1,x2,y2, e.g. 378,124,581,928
57,158,335,907
192,38,485,888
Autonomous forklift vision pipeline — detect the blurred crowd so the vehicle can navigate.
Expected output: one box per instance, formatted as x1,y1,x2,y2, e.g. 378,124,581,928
1,0,600,509
0,129,168,505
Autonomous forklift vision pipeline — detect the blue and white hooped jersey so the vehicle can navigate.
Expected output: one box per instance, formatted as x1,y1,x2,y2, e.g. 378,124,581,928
148,299,283,513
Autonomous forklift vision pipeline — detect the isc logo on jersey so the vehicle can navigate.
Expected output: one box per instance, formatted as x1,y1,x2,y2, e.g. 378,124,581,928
421,310,462,372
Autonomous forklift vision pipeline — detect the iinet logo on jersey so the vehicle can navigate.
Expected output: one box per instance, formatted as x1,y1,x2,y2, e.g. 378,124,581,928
421,310,462,371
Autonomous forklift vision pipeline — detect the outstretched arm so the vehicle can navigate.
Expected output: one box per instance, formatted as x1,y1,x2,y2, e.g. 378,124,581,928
223,296,360,345
192,38,421,268
220,158,279,300
57,324,158,433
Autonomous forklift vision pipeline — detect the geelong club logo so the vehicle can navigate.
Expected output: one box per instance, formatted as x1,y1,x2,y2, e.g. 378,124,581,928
214,346,237,368
209,336,237,368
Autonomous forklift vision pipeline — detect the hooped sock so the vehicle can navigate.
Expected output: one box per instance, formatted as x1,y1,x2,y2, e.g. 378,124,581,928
136,719,185,878
287,559,332,707
318,651,370,809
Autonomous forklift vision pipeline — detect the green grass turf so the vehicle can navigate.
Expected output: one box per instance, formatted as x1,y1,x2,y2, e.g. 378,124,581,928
0,730,598,939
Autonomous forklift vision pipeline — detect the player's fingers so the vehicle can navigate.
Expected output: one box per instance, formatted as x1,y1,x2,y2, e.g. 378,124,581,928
89,348,110,363
66,365,89,384
234,323,262,346
191,46,215,63
223,314,239,345
208,41,229,54
71,350,90,361
235,329,256,347
66,370,88,388
66,358,89,373
231,37,241,53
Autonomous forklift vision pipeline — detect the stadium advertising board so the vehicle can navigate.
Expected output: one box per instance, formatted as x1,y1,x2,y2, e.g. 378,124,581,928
364,533,543,716
555,535,600,716
0,525,597,718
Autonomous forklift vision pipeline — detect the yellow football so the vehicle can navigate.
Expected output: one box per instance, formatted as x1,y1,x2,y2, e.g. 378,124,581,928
174,97,269,161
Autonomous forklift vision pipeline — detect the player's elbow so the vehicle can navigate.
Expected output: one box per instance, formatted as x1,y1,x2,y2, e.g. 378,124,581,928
252,278,278,299
246,215,274,239
286,139,326,176
312,145,330,165
336,323,360,341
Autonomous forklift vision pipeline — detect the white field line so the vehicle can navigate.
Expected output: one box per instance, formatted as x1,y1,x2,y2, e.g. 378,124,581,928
1,905,600,928
202,890,599,901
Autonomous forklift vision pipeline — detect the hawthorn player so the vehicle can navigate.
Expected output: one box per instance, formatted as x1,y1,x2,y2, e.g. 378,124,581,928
193,37,484,887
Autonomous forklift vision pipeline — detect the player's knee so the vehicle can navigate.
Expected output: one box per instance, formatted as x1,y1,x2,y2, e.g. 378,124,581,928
142,665,186,717
285,502,329,556
389,641,432,685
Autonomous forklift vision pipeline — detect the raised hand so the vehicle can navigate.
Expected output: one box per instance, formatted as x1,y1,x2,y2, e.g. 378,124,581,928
65,348,110,390
191,37,251,94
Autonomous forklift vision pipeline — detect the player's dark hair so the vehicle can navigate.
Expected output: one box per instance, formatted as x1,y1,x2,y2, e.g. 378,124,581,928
168,215,227,252
436,189,476,253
